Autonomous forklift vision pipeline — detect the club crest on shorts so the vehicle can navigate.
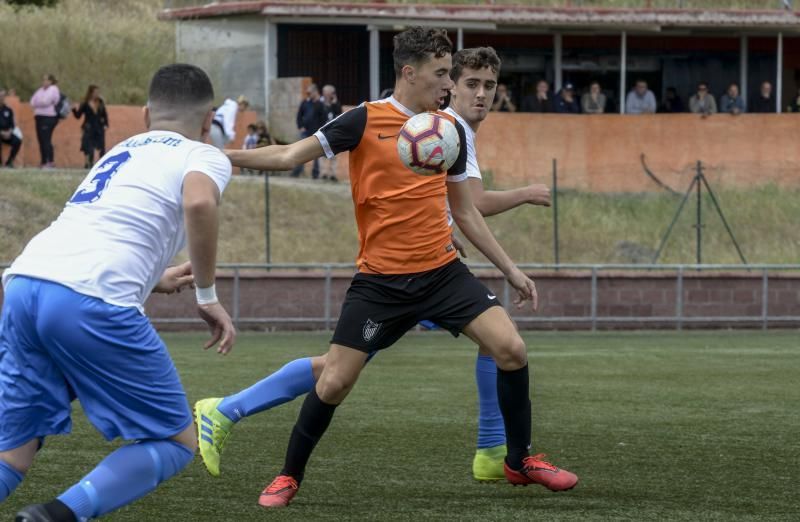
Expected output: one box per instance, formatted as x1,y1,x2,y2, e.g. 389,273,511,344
362,319,382,342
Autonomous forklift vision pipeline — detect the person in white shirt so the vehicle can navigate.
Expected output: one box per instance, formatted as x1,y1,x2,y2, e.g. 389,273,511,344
210,94,249,150
1,64,236,522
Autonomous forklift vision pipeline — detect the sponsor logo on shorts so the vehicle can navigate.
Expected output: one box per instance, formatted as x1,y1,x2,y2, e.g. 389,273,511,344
487,294,497,300
362,318,382,342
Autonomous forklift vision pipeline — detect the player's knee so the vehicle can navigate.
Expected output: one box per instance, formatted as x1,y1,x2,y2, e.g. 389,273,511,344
171,424,198,453
315,374,354,405
492,334,527,370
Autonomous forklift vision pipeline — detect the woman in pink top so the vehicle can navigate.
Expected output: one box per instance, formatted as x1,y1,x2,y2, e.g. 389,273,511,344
30,74,61,168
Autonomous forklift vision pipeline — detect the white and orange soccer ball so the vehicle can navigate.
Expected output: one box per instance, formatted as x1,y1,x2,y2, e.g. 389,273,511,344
396,112,460,176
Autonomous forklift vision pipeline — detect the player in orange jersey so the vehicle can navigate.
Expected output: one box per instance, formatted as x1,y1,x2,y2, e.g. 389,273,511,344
218,27,578,507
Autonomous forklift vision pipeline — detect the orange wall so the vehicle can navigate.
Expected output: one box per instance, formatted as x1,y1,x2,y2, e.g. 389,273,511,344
2,96,256,169
475,113,800,192
4,95,799,193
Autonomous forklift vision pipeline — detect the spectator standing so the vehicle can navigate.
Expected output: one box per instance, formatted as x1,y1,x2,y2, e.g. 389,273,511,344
580,81,606,114
554,83,580,113
320,84,342,182
0,89,22,168
750,81,776,113
521,79,554,113
30,74,61,168
659,87,685,113
210,95,249,150
240,123,260,175
71,84,109,168
491,83,516,112
625,79,657,114
719,83,745,115
291,83,325,178
689,82,717,116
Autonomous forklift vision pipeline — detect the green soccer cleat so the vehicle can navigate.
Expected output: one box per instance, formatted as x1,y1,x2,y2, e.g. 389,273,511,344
195,397,234,477
472,444,507,481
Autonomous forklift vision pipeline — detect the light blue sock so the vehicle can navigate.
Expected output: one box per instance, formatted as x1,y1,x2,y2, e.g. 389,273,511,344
218,357,315,422
57,439,193,520
0,460,24,501
476,354,507,449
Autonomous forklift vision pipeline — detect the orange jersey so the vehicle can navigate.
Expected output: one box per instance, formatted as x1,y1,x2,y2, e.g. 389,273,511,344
315,97,468,275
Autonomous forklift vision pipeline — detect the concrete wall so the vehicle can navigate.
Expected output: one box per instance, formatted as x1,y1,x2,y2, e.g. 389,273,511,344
176,17,266,113
3,271,793,331
268,77,311,144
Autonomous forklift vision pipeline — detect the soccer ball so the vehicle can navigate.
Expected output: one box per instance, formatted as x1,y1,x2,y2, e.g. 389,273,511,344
397,112,460,175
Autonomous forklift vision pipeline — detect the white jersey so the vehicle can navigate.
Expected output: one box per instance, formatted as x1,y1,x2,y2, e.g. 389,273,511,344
213,98,238,141
3,130,231,313
444,106,481,179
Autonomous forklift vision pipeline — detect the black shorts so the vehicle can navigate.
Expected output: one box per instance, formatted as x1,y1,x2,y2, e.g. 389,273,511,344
331,259,501,353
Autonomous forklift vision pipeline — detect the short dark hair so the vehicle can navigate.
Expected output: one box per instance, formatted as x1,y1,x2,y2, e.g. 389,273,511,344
393,26,452,77
450,46,501,82
148,63,214,110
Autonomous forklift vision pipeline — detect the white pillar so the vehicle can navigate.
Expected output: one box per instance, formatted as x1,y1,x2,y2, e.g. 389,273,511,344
457,27,464,51
554,33,562,93
776,32,783,113
370,28,380,101
263,20,277,119
740,35,748,111
620,31,627,114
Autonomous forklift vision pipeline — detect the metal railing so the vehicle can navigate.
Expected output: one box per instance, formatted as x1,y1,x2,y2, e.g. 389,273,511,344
3,262,798,330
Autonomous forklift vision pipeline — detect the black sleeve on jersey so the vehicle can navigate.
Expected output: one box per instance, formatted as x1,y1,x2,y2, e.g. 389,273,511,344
318,105,367,155
447,118,469,177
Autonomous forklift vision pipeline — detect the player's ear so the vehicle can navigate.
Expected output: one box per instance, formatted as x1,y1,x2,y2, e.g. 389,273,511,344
143,105,150,129
200,110,214,140
402,64,416,84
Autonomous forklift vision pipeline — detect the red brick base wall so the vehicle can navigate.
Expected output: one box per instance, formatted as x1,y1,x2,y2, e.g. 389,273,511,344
5,270,793,331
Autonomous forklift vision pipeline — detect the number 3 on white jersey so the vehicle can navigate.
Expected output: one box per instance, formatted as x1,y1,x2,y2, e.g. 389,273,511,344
70,151,132,204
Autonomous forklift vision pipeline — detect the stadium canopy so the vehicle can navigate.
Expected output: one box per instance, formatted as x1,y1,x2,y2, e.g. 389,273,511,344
160,1,800,113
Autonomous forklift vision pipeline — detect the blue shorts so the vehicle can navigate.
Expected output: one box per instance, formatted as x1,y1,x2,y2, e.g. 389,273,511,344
0,276,192,451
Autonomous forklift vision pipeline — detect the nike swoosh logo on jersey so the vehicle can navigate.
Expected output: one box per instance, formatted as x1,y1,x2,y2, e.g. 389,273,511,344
377,133,399,140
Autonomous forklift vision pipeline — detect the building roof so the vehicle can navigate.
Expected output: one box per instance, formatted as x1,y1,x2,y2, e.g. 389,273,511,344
160,1,800,32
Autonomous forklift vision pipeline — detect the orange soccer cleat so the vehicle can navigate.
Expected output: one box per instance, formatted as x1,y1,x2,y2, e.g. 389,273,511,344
504,454,579,491
258,474,300,508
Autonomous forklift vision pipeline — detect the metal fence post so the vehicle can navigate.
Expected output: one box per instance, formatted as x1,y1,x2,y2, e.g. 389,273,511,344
762,269,769,331
502,278,511,309
233,266,240,330
590,267,598,331
324,266,332,330
676,266,684,331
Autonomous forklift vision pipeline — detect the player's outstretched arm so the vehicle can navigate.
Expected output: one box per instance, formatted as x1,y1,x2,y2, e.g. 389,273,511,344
448,180,538,311
183,171,236,354
469,178,551,217
225,135,324,171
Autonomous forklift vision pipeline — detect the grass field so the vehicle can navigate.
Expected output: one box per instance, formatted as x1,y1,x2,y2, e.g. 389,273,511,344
1,331,798,521
2,170,799,266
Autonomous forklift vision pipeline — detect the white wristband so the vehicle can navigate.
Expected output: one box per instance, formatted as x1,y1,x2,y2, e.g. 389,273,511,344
195,284,218,305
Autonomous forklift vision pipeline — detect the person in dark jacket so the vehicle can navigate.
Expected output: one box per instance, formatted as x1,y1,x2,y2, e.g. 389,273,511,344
750,81,776,113
291,83,325,178
554,83,580,114
0,89,22,168
521,79,554,113
72,84,109,168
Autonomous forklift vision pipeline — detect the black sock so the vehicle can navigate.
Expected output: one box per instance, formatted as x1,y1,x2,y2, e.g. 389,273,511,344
280,387,338,482
497,364,532,470
44,499,77,522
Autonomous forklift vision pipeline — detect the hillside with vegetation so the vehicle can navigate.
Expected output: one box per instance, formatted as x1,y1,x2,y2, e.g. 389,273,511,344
2,171,798,266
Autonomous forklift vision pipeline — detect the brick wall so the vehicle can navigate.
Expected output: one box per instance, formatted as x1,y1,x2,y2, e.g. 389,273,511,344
4,270,789,331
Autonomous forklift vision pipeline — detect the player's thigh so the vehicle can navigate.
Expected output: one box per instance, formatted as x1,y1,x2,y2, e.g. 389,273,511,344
462,307,527,370
0,277,73,454
0,439,40,474
315,344,370,404
36,283,192,442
